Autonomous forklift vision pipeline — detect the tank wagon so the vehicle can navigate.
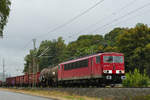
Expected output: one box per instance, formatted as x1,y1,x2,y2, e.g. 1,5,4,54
40,66,58,87
6,52,125,87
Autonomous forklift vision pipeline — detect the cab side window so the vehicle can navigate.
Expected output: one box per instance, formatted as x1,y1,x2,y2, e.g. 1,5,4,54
96,56,100,64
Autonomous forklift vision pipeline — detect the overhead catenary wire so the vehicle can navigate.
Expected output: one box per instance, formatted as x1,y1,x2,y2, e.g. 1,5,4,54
90,2,150,33
70,0,139,38
22,0,105,55
36,0,105,38
98,8,150,35
29,0,105,57
38,47,50,57
33,0,149,57
23,0,149,58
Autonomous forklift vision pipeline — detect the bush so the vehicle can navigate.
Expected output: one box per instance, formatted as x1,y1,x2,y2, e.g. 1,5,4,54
123,69,150,87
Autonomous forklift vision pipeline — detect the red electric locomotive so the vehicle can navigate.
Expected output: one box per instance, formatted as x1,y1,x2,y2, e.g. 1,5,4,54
58,52,125,86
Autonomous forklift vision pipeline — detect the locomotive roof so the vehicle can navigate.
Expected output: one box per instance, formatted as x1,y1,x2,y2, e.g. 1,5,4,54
60,52,123,65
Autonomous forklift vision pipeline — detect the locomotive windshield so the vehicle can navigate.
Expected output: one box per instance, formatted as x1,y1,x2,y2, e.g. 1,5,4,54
114,56,123,63
103,56,113,63
103,56,123,63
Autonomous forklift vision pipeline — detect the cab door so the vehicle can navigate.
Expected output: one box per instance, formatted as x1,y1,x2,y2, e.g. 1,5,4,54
90,57,94,76
95,55,101,75
58,65,62,81
90,56,101,76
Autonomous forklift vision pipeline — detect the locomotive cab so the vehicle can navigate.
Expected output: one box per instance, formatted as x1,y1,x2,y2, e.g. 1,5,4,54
101,53,125,83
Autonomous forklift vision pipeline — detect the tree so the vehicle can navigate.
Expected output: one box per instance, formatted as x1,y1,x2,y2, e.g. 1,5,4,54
23,49,36,73
116,23,150,74
143,43,150,76
105,27,127,46
24,37,67,73
67,34,105,58
0,0,11,36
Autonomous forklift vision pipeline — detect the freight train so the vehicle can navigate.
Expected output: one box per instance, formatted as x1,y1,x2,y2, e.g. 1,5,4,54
4,52,126,87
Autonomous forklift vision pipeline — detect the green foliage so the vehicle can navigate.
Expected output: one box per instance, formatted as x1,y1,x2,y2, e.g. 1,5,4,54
24,23,150,79
123,69,150,87
0,0,11,36
23,49,36,73
24,37,67,72
116,23,150,74
131,95,150,100
67,34,105,58
104,27,127,46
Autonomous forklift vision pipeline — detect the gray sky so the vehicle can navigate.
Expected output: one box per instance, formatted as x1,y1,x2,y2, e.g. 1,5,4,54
0,0,150,76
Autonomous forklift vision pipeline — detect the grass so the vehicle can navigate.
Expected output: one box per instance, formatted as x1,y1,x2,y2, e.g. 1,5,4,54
0,88,102,100
131,95,150,100
64,96,85,100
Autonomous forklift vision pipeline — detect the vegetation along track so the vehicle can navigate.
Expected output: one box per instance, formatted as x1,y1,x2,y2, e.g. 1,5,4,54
11,87,150,99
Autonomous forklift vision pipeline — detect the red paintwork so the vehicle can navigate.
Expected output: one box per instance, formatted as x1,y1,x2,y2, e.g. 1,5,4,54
6,78,11,86
28,73,39,84
36,72,40,84
19,75,24,84
6,72,41,86
28,73,33,84
6,77,16,86
24,74,29,85
16,76,20,85
58,52,125,81
102,53,124,74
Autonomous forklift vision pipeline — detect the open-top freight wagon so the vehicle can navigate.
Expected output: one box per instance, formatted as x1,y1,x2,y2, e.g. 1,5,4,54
6,72,40,87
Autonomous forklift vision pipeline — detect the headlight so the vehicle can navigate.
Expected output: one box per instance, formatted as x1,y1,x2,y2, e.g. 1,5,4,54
122,70,125,74
116,70,125,74
103,70,112,74
103,70,107,73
